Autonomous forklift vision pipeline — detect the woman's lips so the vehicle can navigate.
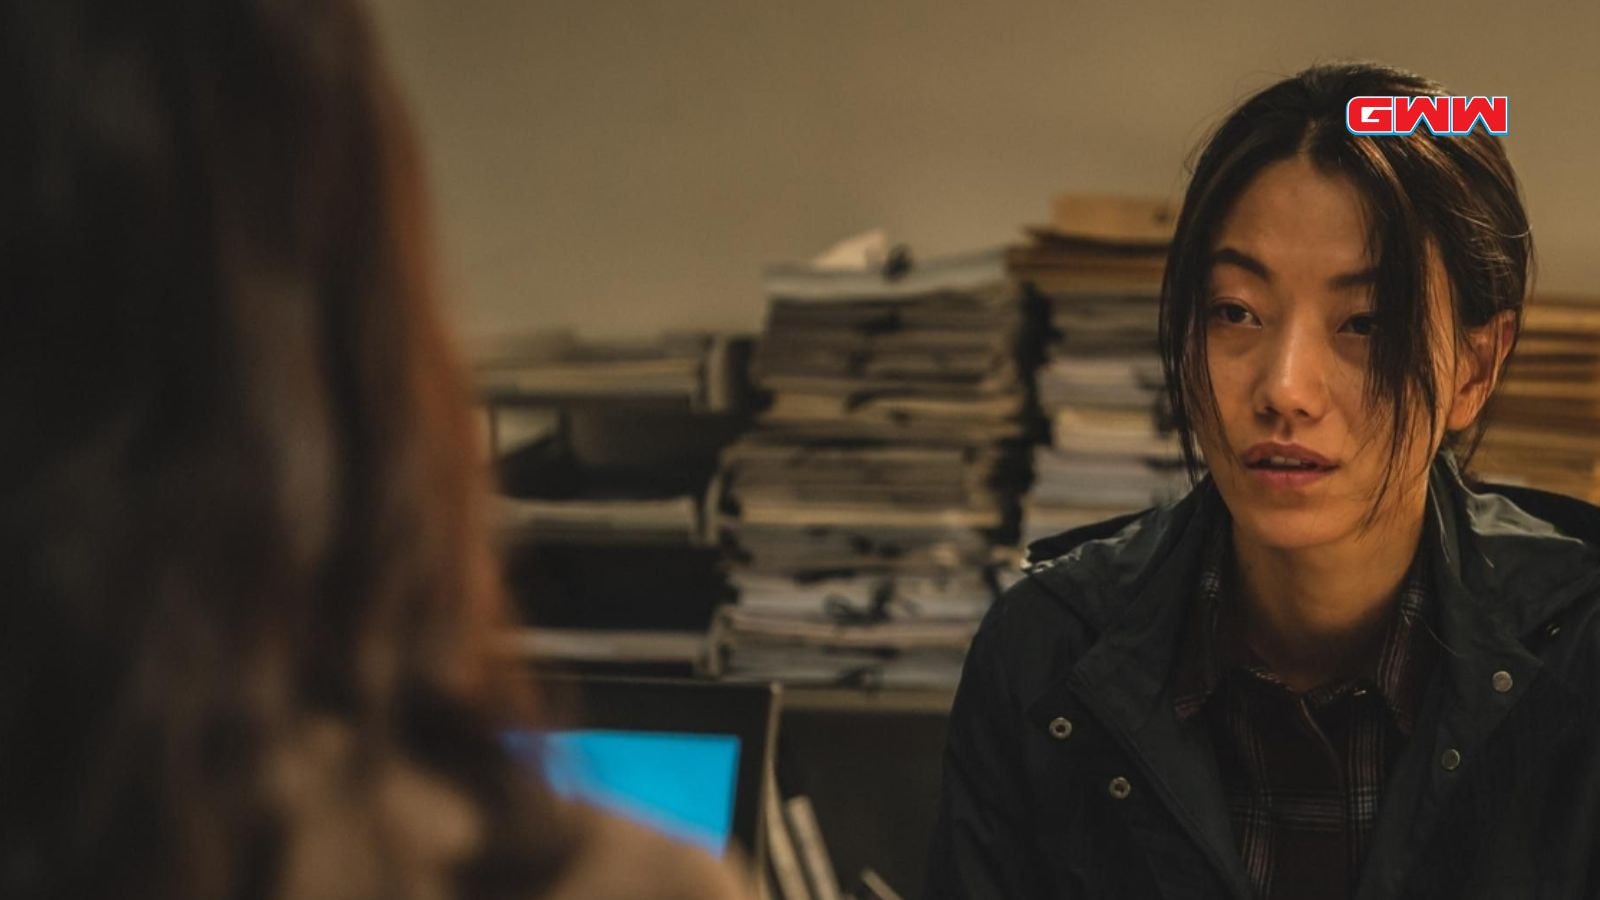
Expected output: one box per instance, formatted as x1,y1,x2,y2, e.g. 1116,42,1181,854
1242,443,1335,468
1239,443,1337,492
1246,464,1336,490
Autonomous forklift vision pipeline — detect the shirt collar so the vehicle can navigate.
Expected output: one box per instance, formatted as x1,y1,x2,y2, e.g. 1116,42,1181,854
1170,516,1439,735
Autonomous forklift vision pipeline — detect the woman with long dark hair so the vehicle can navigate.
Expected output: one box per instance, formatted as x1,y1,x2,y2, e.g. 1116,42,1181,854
0,1,745,898
929,62,1600,898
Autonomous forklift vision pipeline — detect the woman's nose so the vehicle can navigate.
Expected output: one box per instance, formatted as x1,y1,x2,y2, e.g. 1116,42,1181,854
1253,318,1331,423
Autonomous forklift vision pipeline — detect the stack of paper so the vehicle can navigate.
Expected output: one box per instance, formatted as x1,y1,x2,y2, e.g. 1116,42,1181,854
710,245,1035,689
1476,297,1600,501
729,570,997,623
722,442,1008,536
1010,196,1197,547
753,248,1031,443
710,605,982,690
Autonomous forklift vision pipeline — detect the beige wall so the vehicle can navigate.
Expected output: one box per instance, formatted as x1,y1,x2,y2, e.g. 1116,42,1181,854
370,0,1600,343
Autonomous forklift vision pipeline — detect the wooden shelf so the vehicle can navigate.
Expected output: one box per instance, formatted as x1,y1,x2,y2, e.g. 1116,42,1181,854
507,628,958,715
782,685,955,716
504,628,707,666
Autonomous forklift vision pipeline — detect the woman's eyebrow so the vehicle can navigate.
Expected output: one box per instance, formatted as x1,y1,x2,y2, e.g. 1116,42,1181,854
1208,246,1377,289
1209,246,1272,280
1327,267,1379,290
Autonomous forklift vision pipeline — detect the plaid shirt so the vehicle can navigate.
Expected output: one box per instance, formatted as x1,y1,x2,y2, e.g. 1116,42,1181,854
1170,525,1440,900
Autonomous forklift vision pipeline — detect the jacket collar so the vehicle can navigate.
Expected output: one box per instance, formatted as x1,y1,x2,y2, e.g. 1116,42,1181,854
1022,452,1600,900
1026,473,1252,898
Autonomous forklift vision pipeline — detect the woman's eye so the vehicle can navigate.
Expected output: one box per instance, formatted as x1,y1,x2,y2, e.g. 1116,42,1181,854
1342,313,1378,337
1208,301,1256,326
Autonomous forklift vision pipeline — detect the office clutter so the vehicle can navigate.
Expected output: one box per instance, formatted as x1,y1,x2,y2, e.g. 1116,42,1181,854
1476,296,1600,501
471,201,1600,900
707,244,1040,690
474,212,1600,681
473,198,1212,691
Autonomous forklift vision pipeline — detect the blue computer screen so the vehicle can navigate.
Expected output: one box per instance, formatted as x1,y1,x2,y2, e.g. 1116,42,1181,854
503,729,742,856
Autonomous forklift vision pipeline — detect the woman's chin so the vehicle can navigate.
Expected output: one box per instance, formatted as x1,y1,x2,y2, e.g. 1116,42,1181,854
1228,505,1357,552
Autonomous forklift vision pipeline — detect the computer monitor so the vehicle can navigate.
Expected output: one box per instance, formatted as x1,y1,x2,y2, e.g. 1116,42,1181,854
502,675,780,874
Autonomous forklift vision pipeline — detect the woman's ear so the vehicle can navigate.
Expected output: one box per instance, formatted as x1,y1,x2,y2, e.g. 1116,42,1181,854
1446,310,1518,432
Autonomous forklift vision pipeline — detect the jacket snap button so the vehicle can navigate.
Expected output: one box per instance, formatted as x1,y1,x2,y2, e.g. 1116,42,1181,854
1440,748,1462,771
1492,670,1514,693
1048,716,1074,740
1546,621,1562,638
1108,776,1132,800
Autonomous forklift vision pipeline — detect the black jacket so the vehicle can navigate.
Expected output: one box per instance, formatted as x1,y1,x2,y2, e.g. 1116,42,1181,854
928,455,1600,899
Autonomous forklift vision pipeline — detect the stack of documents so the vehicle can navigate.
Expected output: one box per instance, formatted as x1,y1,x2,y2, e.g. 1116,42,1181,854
752,248,1031,443
709,605,982,690
721,442,1008,538
711,244,1035,689
1009,196,1197,547
1476,297,1600,501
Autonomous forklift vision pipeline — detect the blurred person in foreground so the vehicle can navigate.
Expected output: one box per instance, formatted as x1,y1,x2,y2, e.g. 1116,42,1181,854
930,62,1600,899
0,2,748,898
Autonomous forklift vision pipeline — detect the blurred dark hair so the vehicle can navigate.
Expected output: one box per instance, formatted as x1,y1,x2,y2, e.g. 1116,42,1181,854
0,1,572,897
1159,61,1533,518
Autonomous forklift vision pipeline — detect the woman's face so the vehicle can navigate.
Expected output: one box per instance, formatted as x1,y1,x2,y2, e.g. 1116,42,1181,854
1198,156,1462,552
